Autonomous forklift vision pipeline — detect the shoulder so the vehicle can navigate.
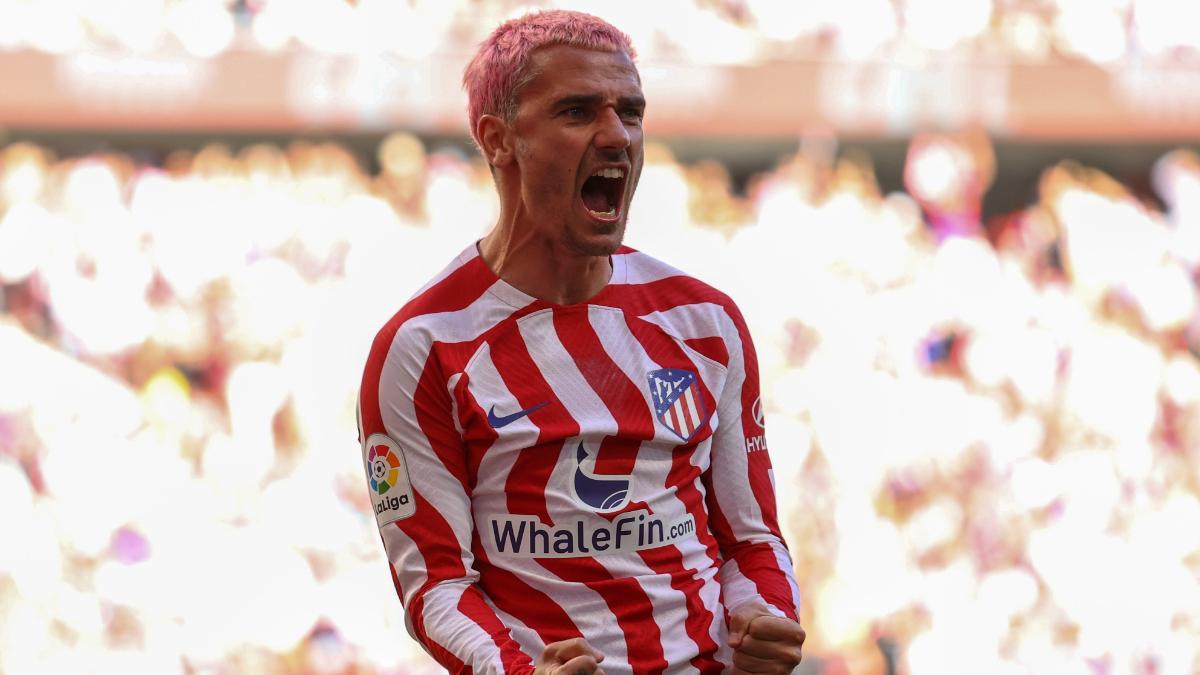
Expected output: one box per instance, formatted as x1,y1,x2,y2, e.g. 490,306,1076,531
366,245,493,364
619,246,745,320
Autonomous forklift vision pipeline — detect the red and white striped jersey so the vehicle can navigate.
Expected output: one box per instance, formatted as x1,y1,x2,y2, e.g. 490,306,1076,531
358,242,801,675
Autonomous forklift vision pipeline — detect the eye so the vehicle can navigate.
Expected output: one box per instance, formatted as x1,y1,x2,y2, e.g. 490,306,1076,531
620,108,644,122
561,106,587,119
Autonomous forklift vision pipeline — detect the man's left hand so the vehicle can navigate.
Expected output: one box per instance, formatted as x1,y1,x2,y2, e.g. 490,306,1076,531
727,602,806,674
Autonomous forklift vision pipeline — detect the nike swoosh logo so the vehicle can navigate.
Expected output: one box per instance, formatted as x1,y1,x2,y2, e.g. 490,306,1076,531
487,401,549,428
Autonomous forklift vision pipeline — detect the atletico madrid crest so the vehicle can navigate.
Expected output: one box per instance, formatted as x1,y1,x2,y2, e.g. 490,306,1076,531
647,368,710,442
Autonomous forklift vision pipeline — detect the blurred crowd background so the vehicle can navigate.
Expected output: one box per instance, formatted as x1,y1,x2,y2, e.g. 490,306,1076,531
0,0,1198,62
2,1,1200,674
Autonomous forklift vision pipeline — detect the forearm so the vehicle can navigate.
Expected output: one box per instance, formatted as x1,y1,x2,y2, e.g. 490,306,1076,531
704,300,802,621
717,538,801,621
375,489,535,674
362,329,535,673
403,576,536,674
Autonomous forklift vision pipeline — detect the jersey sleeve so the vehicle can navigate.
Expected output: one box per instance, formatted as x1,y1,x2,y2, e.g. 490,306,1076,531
702,300,803,622
359,320,535,674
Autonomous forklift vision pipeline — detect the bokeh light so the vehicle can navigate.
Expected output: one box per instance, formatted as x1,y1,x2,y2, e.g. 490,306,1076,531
1,2,1199,674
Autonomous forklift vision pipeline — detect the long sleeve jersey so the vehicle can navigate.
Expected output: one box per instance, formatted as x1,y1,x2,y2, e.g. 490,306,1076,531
358,242,801,674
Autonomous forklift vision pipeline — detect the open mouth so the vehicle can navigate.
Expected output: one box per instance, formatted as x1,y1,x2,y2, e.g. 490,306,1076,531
580,167,627,221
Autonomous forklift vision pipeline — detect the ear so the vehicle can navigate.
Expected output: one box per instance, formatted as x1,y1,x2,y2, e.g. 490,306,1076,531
476,114,515,169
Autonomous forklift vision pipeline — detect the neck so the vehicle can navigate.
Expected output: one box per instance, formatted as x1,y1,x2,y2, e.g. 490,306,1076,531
480,204,612,305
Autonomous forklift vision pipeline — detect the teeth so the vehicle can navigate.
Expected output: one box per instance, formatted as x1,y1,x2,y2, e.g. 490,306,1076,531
590,168,624,179
588,207,617,217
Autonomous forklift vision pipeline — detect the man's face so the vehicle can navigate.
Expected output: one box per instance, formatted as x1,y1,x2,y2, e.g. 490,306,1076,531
508,45,645,257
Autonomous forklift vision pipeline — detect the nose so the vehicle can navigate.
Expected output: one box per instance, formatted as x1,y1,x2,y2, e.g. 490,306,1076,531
593,106,630,152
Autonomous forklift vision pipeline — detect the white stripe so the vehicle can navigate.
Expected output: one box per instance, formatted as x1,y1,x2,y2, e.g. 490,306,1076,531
630,567,699,671
684,387,702,432
719,558,773,615
513,310,632,667
693,562,733,673
482,594,542,667
377,279,533,555
423,583,510,673
684,308,768,534
377,337,475,564
517,309,618,437
463,343,541,515
773,544,804,614
373,288,534,666
638,302,728,344
402,279,533,344
672,397,688,435
621,250,687,285
680,388,696,434
461,332,628,667
587,307,726,665
446,373,465,437
378,526,429,633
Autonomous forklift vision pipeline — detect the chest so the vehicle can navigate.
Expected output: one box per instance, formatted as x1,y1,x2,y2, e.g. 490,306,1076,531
452,306,728,476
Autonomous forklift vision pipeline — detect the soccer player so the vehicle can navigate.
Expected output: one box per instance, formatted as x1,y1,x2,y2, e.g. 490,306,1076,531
358,10,805,674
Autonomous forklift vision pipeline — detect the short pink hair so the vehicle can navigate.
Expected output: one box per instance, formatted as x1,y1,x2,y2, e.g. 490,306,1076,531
463,10,637,147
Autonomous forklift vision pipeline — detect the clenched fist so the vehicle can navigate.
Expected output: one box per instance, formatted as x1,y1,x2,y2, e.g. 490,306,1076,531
727,602,806,674
534,637,606,675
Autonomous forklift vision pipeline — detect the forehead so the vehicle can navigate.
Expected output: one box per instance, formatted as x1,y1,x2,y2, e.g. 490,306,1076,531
519,45,642,105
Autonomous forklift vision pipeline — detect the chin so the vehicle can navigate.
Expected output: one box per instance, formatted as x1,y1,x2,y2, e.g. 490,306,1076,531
567,222,625,257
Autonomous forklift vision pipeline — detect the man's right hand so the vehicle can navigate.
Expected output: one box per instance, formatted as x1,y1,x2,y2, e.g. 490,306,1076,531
533,637,605,675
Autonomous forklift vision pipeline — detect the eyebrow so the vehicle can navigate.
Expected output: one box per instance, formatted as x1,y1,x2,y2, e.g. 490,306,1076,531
550,94,646,110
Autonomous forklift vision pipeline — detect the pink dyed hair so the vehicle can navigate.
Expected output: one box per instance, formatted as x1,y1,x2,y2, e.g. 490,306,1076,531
462,10,637,147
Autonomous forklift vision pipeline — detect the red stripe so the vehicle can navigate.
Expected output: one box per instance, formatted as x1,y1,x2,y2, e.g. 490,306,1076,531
471,530,584,646
551,308,647,495
359,256,495,452
719,298,795,618
538,557,670,674
723,301,783,532
667,400,682,438
727,543,799,622
458,585,536,673
630,441,724,671
683,336,730,367
407,582,478,674
682,397,696,436
415,629,472,675
621,312,727,659
664,439,721,558
682,388,698,434
454,370,497,493
549,309,671,670
617,271,797,617
450,303,546,491
553,308,656,443
627,322,716,447
636,545,723,672
359,256,530,668
401,491,468,591
604,273,727,319
413,354,471,490
488,320,574,527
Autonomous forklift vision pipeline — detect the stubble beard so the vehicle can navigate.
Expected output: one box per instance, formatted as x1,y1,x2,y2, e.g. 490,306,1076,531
564,212,625,257
566,174,636,258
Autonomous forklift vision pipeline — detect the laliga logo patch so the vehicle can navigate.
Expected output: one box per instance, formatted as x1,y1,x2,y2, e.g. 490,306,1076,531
572,442,631,513
364,433,416,526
